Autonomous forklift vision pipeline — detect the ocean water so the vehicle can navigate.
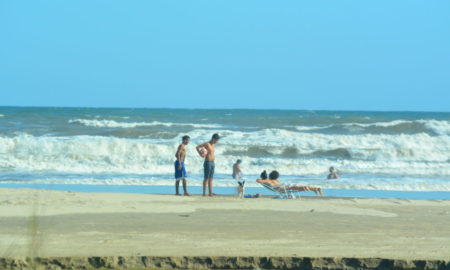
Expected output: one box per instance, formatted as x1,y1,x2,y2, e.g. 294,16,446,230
0,106,449,198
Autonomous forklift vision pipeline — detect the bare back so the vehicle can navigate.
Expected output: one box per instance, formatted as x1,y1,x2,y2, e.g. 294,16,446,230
232,163,240,177
203,142,215,161
175,144,186,162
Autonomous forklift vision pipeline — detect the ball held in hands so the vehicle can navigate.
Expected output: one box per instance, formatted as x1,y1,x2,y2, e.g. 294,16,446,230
198,147,208,158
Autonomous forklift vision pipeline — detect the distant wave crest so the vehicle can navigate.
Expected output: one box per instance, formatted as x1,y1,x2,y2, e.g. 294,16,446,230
294,119,450,136
69,119,222,129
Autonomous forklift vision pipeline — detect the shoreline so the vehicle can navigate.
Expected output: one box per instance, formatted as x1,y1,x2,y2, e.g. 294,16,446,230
1,184,450,200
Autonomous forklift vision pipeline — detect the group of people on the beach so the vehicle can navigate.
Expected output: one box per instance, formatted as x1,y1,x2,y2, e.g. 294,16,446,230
174,133,220,196
174,133,338,196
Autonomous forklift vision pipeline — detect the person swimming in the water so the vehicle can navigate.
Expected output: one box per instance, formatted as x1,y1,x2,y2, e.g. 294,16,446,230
257,170,323,196
327,167,339,179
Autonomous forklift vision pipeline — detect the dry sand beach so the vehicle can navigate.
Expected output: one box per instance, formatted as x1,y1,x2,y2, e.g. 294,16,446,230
1,188,450,269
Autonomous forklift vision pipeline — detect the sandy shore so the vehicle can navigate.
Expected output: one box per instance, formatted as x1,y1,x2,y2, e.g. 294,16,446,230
1,188,449,263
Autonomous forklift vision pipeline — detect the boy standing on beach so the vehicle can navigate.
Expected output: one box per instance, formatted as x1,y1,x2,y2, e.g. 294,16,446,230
196,133,220,196
175,135,191,196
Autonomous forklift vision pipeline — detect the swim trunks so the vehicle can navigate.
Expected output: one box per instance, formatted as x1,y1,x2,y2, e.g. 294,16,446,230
174,161,187,179
203,161,215,179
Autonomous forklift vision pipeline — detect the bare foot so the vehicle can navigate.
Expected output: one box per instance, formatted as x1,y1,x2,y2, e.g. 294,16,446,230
175,193,182,196
184,192,191,196
316,188,323,196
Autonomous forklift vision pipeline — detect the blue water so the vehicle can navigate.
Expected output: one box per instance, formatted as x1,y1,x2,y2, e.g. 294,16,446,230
1,106,449,199
1,183,450,200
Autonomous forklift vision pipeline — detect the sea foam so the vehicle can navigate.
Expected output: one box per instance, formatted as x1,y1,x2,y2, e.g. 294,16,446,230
69,119,222,129
0,130,448,177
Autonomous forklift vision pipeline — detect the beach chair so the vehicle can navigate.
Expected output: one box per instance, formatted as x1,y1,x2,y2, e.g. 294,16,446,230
260,183,299,199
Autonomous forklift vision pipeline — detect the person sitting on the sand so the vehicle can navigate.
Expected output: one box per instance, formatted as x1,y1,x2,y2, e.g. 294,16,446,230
327,166,339,179
257,170,323,196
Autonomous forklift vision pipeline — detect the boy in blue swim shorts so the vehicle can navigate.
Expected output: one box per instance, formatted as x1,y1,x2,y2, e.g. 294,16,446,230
174,135,191,196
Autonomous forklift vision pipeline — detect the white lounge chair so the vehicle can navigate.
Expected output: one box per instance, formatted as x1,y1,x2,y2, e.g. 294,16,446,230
260,183,299,199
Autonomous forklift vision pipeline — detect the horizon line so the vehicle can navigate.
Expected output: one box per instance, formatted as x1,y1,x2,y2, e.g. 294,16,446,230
0,104,449,114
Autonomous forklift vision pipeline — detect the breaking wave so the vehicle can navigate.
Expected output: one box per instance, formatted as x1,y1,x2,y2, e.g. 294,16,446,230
0,129,448,177
69,119,222,129
294,119,450,136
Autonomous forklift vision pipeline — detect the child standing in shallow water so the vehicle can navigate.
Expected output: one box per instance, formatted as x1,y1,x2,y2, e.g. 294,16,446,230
232,159,242,179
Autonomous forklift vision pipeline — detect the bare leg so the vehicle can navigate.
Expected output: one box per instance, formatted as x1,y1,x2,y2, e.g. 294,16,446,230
289,186,323,196
182,179,190,196
175,180,181,195
304,186,323,196
202,178,207,196
289,186,308,192
208,178,214,196
313,187,323,196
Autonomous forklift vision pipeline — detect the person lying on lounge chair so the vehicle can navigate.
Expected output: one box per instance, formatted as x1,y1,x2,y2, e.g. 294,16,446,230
256,170,323,196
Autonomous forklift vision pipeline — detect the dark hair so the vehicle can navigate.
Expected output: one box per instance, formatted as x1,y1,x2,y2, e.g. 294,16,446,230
212,133,220,140
269,170,279,180
236,159,242,164
260,170,267,180
329,166,334,172
182,135,190,141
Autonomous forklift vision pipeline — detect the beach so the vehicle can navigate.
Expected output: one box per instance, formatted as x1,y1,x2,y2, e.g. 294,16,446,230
3,0,450,267
1,188,449,268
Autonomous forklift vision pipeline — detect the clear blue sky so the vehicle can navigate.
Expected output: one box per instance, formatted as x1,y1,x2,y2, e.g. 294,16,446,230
1,1,449,111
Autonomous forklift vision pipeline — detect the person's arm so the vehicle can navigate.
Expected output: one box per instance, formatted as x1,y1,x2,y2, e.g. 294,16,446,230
175,145,183,170
175,145,182,161
236,164,241,174
256,179,272,185
196,142,207,156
